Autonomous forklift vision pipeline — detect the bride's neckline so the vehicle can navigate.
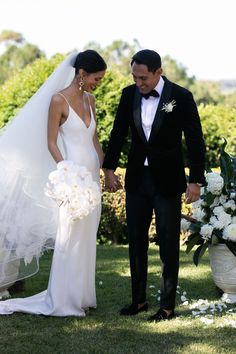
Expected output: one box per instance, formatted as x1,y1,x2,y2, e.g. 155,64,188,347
58,92,92,129
69,105,92,129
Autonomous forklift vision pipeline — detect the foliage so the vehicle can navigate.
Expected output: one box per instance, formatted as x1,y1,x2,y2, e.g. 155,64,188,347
84,39,141,75
0,31,45,84
99,169,193,245
0,54,65,127
98,169,128,244
182,140,236,265
162,55,195,89
223,90,236,109
191,80,224,106
94,69,132,166
0,29,23,44
199,105,236,168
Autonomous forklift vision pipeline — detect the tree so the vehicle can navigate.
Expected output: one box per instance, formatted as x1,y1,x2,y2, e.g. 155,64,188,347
190,80,224,106
84,39,141,75
162,55,195,89
0,30,45,84
0,30,24,44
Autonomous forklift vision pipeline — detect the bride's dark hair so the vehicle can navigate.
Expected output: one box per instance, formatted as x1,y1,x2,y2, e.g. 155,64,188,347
73,50,107,74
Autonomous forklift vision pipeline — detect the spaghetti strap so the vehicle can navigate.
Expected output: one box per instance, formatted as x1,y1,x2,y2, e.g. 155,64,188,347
86,93,95,120
57,92,70,106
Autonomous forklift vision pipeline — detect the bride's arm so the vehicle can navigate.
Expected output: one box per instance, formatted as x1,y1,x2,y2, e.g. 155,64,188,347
47,94,66,163
90,95,104,167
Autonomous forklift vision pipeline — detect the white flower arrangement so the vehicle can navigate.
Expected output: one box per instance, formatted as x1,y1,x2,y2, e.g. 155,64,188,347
161,99,176,113
45,160,101,221
182,140,236,265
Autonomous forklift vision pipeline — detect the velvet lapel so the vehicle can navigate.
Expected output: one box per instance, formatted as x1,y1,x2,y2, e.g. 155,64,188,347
133,87,147,144
149,77,173,143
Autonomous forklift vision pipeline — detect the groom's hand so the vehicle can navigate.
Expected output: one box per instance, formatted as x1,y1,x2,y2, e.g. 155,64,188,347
103,169,122,192
185,183,201,204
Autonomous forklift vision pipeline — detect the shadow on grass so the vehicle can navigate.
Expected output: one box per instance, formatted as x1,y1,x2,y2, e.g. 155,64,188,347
0,312,236,354
1,245,236,353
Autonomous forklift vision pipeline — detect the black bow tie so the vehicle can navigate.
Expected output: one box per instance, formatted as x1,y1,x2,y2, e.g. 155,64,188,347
142,90,160,99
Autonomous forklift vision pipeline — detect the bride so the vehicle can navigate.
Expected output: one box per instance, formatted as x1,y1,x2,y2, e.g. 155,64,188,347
0,49,107,316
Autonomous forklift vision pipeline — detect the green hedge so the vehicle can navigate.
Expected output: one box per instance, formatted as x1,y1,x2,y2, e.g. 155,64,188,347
98,168,192,245
1,56,235,168
0,54,65,128
199,104,236,167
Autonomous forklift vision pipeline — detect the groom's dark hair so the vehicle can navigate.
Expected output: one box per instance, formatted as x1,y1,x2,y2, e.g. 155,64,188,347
73,50,107,75
131,49,162,73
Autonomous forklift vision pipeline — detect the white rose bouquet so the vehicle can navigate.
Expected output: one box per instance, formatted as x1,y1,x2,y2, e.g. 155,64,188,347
182,140,236,265
45,160,101,221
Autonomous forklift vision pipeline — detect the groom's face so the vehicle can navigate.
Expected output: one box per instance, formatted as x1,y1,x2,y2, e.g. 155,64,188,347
131,63,162,94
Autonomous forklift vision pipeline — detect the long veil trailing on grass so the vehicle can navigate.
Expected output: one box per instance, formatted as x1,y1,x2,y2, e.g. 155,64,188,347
0,51,78,289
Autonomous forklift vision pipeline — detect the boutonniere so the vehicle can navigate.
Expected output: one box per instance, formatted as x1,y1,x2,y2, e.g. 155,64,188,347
161,100,176,113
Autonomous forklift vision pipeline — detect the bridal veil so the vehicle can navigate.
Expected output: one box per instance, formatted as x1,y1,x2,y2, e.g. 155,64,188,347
0,51,78,289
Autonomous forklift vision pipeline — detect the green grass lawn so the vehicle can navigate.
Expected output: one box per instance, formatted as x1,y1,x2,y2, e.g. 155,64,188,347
0,244,236,354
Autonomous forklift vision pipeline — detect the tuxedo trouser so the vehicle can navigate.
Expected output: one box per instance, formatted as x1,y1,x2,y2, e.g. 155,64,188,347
126,167,181,310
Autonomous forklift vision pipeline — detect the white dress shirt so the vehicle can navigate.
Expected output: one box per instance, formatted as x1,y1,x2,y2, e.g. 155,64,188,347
141,76,165,165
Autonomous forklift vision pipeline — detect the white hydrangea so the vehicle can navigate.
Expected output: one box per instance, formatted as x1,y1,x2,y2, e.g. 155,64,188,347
200,224,214,240
219,195,227,204
218,212,232,228
206,172,224,195
223,224,236,242
223,200,236,211
209,216,225,230
210,197,220,208
213,206,225,216
192,208,206,222
192,199,204,209
181,219,191,233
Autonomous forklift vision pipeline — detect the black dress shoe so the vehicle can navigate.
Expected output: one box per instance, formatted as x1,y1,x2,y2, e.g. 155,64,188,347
120,302,148,316
148,308,175,322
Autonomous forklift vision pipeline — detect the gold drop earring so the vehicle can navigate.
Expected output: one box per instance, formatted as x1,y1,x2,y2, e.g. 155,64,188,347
78,76,84,91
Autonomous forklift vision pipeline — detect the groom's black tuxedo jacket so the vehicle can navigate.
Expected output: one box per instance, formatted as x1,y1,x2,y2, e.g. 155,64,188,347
103,76,205,196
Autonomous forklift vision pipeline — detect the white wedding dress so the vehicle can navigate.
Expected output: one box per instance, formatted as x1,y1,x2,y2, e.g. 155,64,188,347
0,94,101,317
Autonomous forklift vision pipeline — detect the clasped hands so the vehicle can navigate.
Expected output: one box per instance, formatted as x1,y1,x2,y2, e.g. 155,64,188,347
103,169,123,193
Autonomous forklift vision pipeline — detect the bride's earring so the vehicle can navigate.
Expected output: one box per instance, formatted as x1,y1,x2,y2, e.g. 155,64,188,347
78,76,84,91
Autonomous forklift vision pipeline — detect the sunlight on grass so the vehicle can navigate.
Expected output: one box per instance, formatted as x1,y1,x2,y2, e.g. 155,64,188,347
0,244,236,354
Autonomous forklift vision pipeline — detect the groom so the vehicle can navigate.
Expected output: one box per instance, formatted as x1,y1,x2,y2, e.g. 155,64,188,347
103,49,205,321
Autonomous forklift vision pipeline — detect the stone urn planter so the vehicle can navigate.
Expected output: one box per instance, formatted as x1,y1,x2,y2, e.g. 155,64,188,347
208,244,236,303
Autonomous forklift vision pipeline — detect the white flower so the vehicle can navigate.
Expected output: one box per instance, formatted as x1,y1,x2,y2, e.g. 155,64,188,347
223,224,236,242
210,210,231,230
219,195,227,204
218,212,232,228
161,100,176,113
210,197,220,208
200,317,214,325
209,216,225,230
192,208,206,222
200,224,214,240
213,206,224,216
206,172,224,195
223,200,236,211
181,219,191,233
232,216,236,224
192,199,204,209
45,161,100,221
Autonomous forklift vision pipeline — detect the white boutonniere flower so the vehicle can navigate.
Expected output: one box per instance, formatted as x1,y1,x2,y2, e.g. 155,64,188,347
161,100,176,113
